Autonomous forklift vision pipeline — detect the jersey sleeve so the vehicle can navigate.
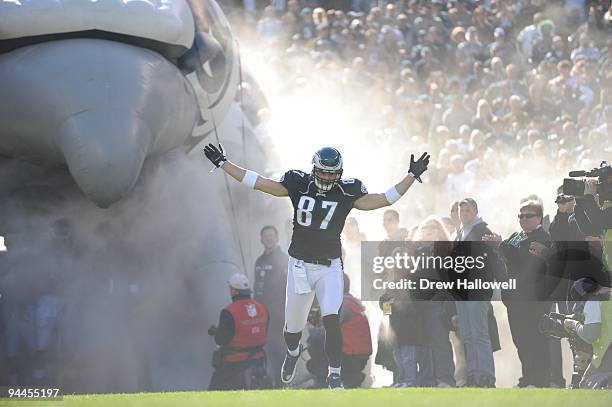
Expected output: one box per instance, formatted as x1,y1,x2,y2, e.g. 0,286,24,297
280,170,306,195
279,170,295,192
338,178,368,206
355,179,368,198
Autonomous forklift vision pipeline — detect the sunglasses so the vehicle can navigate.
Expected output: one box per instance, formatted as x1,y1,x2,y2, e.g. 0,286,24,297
518,213,539,219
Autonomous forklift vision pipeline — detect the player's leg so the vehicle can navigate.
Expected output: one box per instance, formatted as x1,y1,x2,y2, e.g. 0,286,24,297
315,258,344,389
281,257,316,384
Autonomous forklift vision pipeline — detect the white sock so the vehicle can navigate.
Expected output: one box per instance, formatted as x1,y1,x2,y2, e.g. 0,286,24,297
287,346,300,357
329,366,341,376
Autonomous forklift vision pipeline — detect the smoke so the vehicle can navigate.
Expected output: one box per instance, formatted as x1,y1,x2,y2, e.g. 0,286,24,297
0,124,287,391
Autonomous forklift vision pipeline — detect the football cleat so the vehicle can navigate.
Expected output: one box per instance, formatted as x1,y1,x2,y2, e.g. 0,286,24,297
281,344,302,384
312,147,343,192
327,372,344,390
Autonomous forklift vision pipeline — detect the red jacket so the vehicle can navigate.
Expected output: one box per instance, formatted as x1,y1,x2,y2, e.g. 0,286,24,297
341,295,372,356
224,298,268,362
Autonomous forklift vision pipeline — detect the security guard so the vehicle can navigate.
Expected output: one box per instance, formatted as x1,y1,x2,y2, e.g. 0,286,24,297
208,274,270,390
253,225,288,387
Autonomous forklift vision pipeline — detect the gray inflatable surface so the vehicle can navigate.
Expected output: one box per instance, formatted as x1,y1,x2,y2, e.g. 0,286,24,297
0,39,198,207
0,0,238,207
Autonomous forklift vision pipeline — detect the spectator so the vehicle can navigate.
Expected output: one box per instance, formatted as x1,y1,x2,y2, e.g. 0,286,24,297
571,33,600,62
411,217,457,387
257,6,283,43
532,20,556,61
443,95,471,134
471,99,495,133
502,95,529,130
415,47,441,83
454,198,499,387
483,200,553,387
517,12,544,61
489,27,515,63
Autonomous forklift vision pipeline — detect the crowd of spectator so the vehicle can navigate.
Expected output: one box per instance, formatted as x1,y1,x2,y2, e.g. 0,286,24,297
226,0,612,218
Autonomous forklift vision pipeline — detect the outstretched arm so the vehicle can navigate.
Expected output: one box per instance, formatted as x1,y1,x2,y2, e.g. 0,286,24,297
354,152,430,211
204,143,288,197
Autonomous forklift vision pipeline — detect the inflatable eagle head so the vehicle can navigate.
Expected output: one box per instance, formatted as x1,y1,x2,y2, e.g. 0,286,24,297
0,0,238,207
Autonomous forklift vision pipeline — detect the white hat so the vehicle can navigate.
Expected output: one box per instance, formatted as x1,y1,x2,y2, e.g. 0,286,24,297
228,273,250,290
0,236,6,252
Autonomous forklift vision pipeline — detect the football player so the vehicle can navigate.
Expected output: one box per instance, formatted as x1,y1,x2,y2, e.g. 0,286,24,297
204,144,430,389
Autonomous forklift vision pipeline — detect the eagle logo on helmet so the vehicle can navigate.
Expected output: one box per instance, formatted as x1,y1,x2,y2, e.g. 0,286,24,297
312,147,343,192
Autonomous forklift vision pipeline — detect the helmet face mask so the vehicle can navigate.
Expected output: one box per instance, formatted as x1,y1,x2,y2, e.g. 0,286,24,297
312,147,343,192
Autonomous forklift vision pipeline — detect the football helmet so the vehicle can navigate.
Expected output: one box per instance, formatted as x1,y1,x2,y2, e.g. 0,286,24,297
312,147,343,192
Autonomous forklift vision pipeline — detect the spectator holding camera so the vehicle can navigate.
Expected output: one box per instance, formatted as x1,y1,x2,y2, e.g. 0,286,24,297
484,200,553,387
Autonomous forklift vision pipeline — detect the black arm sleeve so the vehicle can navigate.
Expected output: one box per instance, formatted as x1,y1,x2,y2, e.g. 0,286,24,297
549,211,573,241
214,309,235,346
574,196,610,236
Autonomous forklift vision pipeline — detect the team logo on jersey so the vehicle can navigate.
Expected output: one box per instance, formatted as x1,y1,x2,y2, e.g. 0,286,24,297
246,303,258,318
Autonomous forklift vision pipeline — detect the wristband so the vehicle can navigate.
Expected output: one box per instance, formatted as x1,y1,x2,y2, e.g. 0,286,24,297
242,170,259,188
384,186,402,204
407,171,423,183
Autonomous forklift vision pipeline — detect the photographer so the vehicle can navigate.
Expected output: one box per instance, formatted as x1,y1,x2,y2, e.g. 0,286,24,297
541,191,611,307
208,274,270,391
573,177,612,237
484,200,553,387
573,172,612,282
562,278,612,389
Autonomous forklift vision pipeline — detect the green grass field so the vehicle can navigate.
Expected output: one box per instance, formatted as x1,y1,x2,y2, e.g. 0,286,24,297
2,388,611,407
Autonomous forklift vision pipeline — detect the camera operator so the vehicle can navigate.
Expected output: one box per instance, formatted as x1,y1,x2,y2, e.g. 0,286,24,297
540,191,611,309
573,175,612,274
562,277,612,389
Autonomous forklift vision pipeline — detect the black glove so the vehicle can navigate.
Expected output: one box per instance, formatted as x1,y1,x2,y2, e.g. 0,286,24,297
409,152,430,183
204,143,227,168
208,325,217,337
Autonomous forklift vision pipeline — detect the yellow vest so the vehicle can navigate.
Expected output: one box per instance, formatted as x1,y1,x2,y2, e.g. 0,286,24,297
592,299,612,368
